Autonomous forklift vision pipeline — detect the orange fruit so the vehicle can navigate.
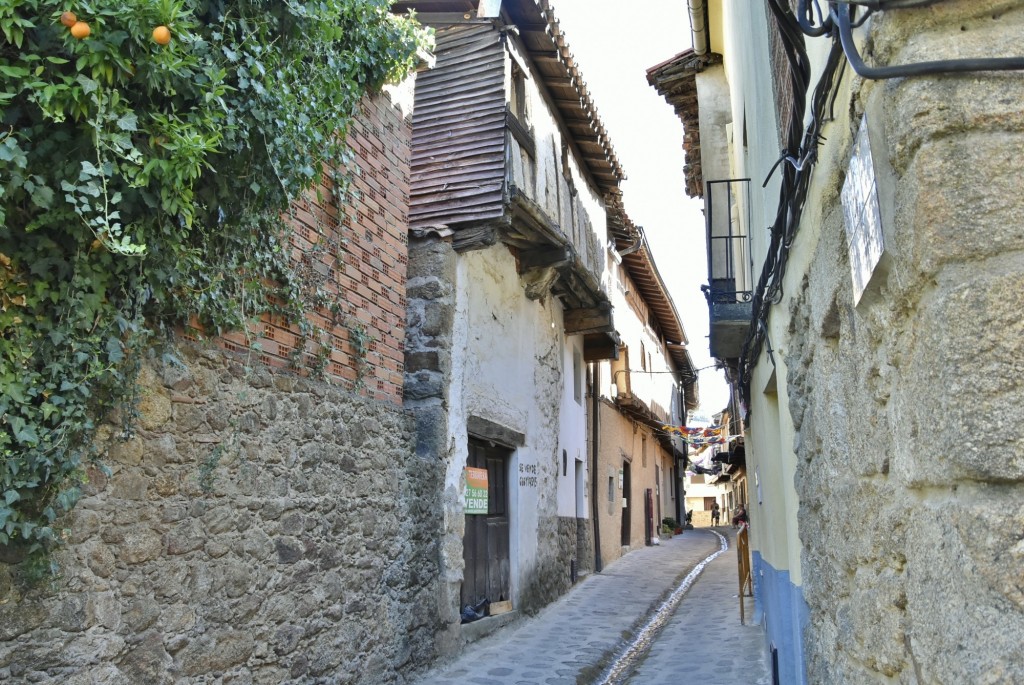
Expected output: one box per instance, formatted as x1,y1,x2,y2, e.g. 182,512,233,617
152,25,171,45
60,11,77,27
70,21,90,39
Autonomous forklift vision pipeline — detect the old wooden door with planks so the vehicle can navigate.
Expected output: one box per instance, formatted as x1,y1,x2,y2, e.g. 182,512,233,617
462,439,511,608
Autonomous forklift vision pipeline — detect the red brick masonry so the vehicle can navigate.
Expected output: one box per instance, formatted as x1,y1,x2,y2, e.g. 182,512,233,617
214,92,411,405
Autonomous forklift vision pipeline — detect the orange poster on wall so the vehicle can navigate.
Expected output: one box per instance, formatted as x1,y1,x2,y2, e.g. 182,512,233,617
465,467,488,514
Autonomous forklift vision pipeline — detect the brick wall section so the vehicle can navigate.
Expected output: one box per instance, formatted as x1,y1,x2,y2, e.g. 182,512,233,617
212,90,412,405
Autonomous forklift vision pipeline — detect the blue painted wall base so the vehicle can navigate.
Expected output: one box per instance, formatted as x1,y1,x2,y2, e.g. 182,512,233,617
752,552,809,685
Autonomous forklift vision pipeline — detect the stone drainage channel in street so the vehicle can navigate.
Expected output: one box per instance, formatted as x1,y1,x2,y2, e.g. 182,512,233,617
596,530,729,685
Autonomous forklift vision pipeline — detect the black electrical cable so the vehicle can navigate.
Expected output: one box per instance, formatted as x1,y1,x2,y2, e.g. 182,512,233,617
835,4,1024,79
797,0,876,37
738,0,848,405
826,57,848,121
797,0,832,37
838,0,946,9
850,7,873,28
739,0,1024,405
740,0,812,402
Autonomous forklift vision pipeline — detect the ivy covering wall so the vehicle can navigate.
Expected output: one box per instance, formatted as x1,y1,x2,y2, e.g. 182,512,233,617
0,0,430,566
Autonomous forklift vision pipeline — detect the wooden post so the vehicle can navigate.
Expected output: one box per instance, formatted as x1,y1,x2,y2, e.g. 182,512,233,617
737,525,753,623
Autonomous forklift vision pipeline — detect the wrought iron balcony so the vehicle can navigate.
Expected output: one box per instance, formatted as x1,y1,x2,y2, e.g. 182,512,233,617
703,178,753,360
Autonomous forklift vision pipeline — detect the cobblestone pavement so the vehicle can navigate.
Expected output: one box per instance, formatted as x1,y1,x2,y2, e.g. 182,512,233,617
411,528,769,685
626,529,770,685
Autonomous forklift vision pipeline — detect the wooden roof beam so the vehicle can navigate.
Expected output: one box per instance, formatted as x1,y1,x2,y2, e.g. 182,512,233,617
565,306,614,335
519,245,572,272
529,50,561,61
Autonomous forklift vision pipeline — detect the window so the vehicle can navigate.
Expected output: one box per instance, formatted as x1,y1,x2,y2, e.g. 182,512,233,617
640,342,647,371
641,434,647,468
511,63,529,124
608,476,615,515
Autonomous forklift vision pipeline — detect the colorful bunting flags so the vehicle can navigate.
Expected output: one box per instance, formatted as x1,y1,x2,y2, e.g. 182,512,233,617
659,424,727,444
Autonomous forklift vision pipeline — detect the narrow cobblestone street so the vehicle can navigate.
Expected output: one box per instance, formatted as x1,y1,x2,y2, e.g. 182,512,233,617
413,529,769,685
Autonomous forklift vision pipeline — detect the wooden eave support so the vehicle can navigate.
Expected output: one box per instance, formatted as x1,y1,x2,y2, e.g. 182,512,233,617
519,245,571,271
583,331,620,362
528,50,560,61
410,13,490,25
613,393,673,434
506,186,567,247
450,219,506,252
564,306,613,335
504,185,612,311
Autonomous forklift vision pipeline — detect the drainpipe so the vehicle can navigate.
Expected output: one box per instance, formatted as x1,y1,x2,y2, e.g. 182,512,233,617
590,363,602,573
688,0,709,56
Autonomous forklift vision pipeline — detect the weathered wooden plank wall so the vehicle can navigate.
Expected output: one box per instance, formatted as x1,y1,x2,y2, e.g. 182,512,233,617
409,24,507,229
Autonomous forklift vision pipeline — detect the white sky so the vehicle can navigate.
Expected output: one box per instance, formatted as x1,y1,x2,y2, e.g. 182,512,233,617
552,0,731,414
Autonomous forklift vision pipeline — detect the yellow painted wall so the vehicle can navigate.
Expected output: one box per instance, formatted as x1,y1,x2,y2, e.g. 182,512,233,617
709,0,805,585
747,358,802,585
707,0,725,56
595,402,676,568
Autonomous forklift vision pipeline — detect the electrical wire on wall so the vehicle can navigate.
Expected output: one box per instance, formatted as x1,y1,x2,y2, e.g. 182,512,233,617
737,0,1024,405
738,0,845,404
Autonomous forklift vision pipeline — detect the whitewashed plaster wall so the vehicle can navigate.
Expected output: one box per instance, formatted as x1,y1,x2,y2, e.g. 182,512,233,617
557,336,588,519
500,35,614,530
600,264,680,415
446,243,568,606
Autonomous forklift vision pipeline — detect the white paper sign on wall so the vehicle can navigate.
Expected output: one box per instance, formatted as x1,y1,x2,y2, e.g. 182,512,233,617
841,116,885,306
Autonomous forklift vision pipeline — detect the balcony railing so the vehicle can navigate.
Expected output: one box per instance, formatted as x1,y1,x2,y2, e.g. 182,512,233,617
703,178,753,360
704,178,753,304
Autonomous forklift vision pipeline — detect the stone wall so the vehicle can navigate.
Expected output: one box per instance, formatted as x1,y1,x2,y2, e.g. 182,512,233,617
786,2,1024,681
575,516,595,577
402,234,462,655
526,515,587,609
403,235,456,462
517,516,573,615
0,346,445,684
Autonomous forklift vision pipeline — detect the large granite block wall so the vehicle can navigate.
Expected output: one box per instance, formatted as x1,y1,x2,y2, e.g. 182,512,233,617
787,2,1024,681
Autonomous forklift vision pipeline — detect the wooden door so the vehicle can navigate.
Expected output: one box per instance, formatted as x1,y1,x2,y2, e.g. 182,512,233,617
462,440,511,608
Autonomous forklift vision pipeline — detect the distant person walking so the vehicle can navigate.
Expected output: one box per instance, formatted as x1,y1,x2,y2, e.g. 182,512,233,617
710,502,720,526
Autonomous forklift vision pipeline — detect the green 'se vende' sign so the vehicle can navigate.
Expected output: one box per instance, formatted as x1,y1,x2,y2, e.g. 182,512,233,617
465,467,488,514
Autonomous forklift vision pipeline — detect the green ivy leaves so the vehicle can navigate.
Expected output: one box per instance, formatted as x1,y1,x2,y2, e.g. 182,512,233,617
0,0,430,559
